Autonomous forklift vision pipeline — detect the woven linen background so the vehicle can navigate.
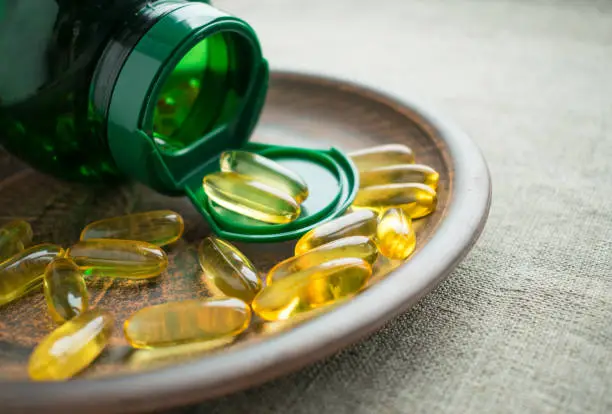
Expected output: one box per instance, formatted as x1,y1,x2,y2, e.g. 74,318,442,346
169,0,612,413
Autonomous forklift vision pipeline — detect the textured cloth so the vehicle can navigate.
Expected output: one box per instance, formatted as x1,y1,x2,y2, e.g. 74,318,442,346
174,1,612,413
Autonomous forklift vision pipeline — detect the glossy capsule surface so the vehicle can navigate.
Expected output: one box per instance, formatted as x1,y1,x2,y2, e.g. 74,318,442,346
28,309,114,381
80,210,184,247
0,220,33,263
198,237,261,303
294,210,378,255
268,236,378,285
124,297,251,349
203,172,300,224
220,151,309,203
360,164,439,190
349,144,415,170
253,257,372,321
0,244,64,306
44,258,89,324
67,239,168,279
376,208,416,260
353,183,437,219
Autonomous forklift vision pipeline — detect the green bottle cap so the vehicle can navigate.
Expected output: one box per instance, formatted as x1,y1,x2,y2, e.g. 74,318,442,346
186,143,358,243
104,1,358,242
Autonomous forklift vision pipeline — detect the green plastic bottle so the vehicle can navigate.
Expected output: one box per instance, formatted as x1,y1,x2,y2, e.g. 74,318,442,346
0,0,359,242
0,0,267,186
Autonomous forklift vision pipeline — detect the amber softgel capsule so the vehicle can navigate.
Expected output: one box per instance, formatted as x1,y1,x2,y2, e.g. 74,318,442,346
353,183,437,219
67,239,168,279
124,298,251,348
359,164,439,190
0,220,33,264
294,210,378,255
44,258,89,324
253,257,372,321
0,244,64,306
376,208,416,260
80,210,184,247
267,236,378,285
220,150,309,203
28,309,114,381
348,144,415,171
198,236,261,303
203,172,300,224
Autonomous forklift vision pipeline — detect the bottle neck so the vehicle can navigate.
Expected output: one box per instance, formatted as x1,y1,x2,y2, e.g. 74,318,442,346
96,1,269,194
91,1,192,126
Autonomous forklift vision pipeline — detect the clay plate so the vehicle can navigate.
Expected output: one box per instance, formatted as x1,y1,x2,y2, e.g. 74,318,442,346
0,71,491,413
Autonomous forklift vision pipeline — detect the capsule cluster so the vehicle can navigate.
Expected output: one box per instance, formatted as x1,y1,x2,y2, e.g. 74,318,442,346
349,143,440,260
203,150,309,224
350,144,439,219
0,143,439,381
0,211,179,380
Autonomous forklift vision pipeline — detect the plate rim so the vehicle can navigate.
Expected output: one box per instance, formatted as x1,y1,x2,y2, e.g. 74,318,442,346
0,70,492,414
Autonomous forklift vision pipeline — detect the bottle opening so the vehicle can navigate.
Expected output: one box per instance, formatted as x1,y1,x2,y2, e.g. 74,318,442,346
152,31,254,154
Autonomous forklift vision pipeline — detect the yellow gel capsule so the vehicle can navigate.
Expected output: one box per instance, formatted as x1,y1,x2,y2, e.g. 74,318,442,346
0,244,64,306
198,236,261,303
0,220,33,263
28,309,114,381
376,208,416,260
203,172,300,224
67,239,168,279
267,236,378,285
349,144,415,170
360,164,439,190
220,151,309,203
294,209,378,255
44,258,89,324
252,257,372,321
124,297,251,349
353,183,437,219
80,210,184,247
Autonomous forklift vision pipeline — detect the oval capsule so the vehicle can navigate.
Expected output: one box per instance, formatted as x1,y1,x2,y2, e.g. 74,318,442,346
253,258,372,321
198,237,261,303
220,151,309,203
0,244,64,306
124,297,251,349
268,236,378,285
28,309,114,381
203,172,300,224
67,239,168,279
349,144,414,171
376,208,416,260
0,220,33,263
80,210,184,246
294,210,378,255
359,164,439,190
353,183,437,219
44,258,89,324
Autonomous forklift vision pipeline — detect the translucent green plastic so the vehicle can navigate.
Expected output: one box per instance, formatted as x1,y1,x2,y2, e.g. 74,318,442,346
152,32,245,154
0,0,255,185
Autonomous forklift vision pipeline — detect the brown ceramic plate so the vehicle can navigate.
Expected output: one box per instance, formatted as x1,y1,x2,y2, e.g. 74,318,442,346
0,71,491,413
